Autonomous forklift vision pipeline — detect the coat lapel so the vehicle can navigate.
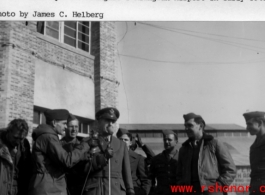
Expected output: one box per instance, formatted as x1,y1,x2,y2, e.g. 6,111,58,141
111,136,121,153
129,150,138,159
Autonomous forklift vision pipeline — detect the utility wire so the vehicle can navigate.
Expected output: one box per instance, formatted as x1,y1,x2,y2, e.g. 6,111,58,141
138,22,265,43
117,22,130,123
117,22,128,45
120,53,265,65
138,22,265,53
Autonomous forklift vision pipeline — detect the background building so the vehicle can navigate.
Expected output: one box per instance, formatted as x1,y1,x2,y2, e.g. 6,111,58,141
120,123,253,194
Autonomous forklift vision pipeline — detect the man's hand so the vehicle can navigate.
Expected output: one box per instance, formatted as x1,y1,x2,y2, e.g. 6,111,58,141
105,145,114,159
92,153,108,170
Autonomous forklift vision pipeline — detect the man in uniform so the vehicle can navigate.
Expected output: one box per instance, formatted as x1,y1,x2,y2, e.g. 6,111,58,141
60,113,87,195
176,113,236,195
83,107,135,195
243,111,265,195
117,128,151,195
149,130,179,195
28,109,90,195
0,119,31,195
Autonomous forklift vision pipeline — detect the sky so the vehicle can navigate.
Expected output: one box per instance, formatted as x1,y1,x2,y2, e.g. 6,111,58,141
115,22,265,127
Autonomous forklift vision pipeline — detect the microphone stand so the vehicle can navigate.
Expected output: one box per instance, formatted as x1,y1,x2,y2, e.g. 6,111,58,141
108,135,112,195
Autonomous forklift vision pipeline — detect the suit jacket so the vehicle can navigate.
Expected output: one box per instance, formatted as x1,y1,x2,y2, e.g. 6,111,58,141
129,150,151,195
83,136,134,195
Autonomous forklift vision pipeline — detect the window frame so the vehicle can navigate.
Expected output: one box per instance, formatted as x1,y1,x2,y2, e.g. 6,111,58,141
41,21,91,53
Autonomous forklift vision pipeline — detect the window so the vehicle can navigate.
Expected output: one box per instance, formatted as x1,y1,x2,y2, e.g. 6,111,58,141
78,122,90,134
177,132,187,138
241,132,248,136
33,106,92,135
37,21,91,53
33,109,46,129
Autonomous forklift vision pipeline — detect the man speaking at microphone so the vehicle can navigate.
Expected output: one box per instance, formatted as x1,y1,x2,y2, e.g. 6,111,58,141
83,107,135,195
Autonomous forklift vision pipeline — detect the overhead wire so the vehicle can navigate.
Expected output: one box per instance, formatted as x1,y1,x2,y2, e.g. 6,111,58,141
138,22,265,53
118,22,265,65
117,22,130,123
138,22,265,42
119,53,265,65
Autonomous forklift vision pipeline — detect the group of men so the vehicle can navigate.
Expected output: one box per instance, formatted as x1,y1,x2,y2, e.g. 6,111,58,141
0,108,265,195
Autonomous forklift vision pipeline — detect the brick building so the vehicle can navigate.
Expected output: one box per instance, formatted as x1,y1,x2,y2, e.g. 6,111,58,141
0,21,119,143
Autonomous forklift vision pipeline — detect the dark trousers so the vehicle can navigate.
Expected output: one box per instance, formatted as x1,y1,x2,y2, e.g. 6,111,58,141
250,178,265,195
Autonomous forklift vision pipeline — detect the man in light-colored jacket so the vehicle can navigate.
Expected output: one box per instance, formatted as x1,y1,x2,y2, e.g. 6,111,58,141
176,113,236,195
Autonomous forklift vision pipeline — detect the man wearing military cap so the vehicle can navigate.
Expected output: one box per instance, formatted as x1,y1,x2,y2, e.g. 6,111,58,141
176,113,236,195
28,109,90,195
243,111,265,195
117,128,151,195
149,129,179,195
83,107,135,195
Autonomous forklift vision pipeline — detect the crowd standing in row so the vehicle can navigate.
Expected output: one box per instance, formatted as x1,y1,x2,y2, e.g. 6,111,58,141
0,108,264,195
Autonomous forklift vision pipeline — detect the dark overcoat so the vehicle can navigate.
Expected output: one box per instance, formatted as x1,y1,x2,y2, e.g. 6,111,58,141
129,149,151,195
149,149,178,195
0,130,31,195
28,124,89,195
60,137,88,195
249,134,265,195
83,136,134,195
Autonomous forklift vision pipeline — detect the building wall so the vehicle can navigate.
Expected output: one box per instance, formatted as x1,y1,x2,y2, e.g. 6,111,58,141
91,22,119,112
34,29,95,119
0,21,36,132
0,21,119,141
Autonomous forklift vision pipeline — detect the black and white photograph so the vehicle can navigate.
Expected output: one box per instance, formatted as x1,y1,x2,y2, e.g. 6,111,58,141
1,1,265,194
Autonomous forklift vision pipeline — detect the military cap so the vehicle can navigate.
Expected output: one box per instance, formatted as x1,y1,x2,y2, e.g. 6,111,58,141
162,130,176,136
116,128,129,138
183,112,206,126
67,113,77,123
44,109,69,122
243,111,265,122
162,130,178,141
95,107,120,121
